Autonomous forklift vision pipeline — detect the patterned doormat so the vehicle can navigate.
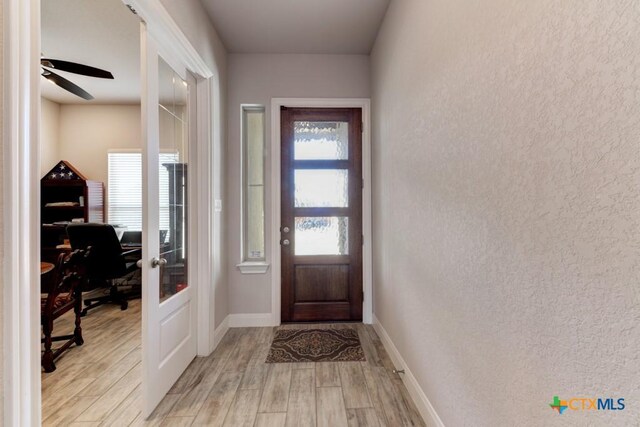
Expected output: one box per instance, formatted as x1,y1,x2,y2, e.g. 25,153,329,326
265,328,366,363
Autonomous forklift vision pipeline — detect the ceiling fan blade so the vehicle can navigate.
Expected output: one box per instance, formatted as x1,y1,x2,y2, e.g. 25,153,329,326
41,58,114,79
42,69,94,100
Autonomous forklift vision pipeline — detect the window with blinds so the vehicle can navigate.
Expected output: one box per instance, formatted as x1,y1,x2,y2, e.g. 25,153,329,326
108,151,179,239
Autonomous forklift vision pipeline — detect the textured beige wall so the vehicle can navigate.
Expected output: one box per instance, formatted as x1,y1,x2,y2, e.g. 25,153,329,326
40,97,61,177
226,54,370,315
57,104,141,190
371,0,640,425
56,104,141,225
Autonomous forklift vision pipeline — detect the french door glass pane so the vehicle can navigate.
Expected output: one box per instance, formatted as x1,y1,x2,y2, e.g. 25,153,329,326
158,57,188,302
294,169,348,207
295,217,349,255
294,121,348,160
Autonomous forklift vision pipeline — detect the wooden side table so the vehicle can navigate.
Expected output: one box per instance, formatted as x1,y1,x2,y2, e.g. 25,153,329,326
41,262,55,275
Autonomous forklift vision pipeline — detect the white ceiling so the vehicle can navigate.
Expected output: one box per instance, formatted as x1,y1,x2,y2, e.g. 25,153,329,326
41,0,141,104
41,0,390,104
200,0,391,54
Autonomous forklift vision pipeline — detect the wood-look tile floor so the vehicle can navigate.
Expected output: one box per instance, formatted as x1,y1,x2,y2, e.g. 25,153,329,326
41,298,142,426
44,302,425,426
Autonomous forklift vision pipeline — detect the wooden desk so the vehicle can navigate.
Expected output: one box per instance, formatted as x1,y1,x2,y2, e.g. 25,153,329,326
41,262,55,275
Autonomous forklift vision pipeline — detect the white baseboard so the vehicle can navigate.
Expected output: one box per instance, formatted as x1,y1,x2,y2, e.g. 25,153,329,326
372,315,445,427
228,313,274,328
211,315,229,351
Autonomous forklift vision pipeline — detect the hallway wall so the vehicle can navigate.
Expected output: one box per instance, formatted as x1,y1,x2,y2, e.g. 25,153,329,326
226,54,370,317
371,0,640,425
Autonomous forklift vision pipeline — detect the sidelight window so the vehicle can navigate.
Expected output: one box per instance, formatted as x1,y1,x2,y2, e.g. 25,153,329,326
240,106,267,269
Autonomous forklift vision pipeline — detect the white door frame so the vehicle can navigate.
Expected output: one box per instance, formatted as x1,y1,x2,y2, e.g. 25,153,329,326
270,98,373,325
2,0,217,424
3,0,42,424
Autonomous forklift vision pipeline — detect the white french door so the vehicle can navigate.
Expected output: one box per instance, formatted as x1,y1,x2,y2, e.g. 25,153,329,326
140,25,197,417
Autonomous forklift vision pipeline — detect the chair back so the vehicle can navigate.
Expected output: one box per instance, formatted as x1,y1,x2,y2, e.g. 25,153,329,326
42,249,89,313
67,223,128,280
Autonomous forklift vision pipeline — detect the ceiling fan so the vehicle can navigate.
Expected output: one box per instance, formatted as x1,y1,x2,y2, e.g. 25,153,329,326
41,57,114,100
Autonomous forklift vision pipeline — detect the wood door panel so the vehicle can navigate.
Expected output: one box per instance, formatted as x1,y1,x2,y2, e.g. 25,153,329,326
292,303,352,322
294,265,350,302
281,107,363,322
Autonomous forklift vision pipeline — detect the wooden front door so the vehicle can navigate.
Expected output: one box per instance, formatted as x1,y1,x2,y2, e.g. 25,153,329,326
281,107,363,322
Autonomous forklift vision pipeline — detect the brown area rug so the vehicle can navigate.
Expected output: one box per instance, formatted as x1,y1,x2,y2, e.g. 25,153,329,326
265,328,366,363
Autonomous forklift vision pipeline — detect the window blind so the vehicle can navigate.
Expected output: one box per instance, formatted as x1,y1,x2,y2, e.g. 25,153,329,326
108,152,179,239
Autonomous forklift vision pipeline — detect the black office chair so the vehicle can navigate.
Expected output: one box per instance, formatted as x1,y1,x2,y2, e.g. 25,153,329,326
66,223,140,315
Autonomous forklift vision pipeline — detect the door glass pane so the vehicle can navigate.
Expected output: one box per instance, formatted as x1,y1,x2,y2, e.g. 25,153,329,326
294,121,348,160
294,169,348,207
295,217,349,255
158,57,188,302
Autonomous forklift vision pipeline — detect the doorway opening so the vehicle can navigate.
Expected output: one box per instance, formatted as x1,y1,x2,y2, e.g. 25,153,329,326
270,99,373,326
39,1,144,423
5,0,217,423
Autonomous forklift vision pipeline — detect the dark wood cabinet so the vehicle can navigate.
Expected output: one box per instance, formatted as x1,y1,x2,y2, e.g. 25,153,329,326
163,163,186,259
161,162,187,298
41,161,104,261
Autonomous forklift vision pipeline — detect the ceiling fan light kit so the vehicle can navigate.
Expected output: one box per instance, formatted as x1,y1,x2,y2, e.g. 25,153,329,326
40,57,114,100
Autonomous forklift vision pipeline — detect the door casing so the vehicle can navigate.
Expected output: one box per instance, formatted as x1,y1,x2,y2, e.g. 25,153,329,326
270,98,373,326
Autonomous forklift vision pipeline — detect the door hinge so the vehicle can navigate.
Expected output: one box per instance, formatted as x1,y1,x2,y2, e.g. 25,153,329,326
362,178,364,189
362,290,365,301
362,234,364,245
361,121,364,132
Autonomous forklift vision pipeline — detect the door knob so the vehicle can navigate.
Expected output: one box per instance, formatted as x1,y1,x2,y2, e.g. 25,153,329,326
281,239,290,246
151,257,167,268
282,226,290,233
136,259,143,268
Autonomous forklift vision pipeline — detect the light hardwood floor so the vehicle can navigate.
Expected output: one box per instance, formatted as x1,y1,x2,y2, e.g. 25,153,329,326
43,301,425,426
